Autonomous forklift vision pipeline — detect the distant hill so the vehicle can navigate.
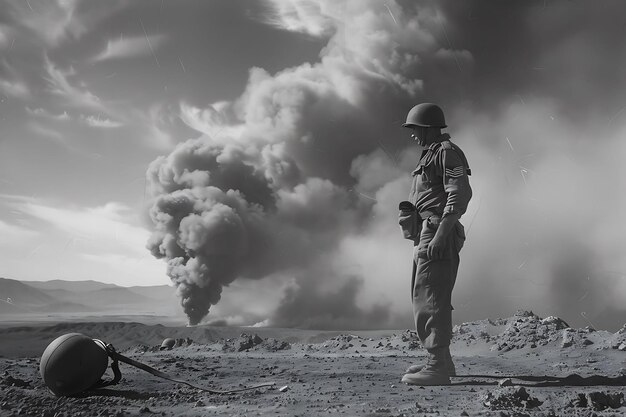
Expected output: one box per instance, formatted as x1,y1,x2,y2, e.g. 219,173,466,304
51,286,175,307
0,278,57,306
23,279,118,292
76,287,158,306
30,286,176,308
0,277,179,320
127,285,176,300
20,280,176,303
0,278,95,314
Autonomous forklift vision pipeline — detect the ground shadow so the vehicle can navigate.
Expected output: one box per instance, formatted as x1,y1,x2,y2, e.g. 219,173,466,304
451,374,626,387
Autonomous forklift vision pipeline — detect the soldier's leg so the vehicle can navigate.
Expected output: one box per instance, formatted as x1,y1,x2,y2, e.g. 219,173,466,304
412,218,455,348
404,255,453,385
413,256,454,349
446,222,464,372
404,220,456,384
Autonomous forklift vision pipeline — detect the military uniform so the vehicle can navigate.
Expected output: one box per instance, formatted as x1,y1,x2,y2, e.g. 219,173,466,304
408,133,472,350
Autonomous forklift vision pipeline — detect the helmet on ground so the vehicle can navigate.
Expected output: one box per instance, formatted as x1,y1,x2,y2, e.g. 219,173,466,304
40,333,109,396
160,338,176,350
403,103,447,128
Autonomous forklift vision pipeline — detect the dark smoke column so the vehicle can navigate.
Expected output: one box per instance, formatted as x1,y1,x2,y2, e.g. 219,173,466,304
144,142,275,325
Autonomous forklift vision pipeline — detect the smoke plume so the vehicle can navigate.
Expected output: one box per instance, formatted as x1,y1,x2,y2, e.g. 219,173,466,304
146,0,626,330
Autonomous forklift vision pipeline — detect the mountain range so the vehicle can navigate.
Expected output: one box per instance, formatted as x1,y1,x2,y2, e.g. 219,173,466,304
0,277,181,320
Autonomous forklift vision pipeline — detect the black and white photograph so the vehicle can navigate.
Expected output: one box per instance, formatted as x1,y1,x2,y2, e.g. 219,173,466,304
0,1,625,416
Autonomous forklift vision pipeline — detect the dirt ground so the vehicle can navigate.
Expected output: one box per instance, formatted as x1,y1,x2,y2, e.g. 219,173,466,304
1,311,624,417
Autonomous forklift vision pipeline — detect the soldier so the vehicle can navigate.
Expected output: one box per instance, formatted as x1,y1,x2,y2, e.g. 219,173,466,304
398,103,472,385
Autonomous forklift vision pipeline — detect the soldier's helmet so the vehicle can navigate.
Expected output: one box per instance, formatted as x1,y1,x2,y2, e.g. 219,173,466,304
40,333,109,396
403,103,447,128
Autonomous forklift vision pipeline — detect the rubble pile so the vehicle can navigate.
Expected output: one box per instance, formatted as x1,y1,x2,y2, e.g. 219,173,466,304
126,344,150,354
451,311,624,352
568,391,625,411
560,327,597,349
262,338,291,352
482,387,543,410
401,330,421,350
220,334,292,352
321,335,358,351
608,324,626,351
453,318,501,345
490,311,572,351
222,333,264,352
313,333,417,353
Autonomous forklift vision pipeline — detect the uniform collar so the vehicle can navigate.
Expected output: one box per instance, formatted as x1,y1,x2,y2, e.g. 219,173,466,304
426,133,451,150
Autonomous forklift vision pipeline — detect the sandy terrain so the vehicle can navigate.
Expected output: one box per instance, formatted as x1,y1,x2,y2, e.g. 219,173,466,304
0,311,624,417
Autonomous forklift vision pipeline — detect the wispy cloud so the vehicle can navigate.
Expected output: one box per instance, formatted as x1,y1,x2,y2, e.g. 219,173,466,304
43,56,104,111
6,0,84,46
15,198,150,257
80,114,123,128
26,107,70,120
6,0,122,47
0,78,30,99
259,0,335,37
92,34,167,62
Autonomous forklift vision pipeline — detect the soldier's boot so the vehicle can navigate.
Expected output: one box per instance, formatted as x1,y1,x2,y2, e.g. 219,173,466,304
401,347,451,386
405,346,456,376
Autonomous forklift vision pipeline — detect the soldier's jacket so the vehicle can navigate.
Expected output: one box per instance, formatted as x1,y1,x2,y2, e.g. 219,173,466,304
408,134,472,218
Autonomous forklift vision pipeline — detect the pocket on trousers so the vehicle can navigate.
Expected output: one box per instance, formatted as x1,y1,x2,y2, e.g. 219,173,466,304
399,210,420,240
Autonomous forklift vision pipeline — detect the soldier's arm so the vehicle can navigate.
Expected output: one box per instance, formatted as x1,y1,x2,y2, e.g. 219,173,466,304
442,148,472,216
433,212,460,242
430,148,472,248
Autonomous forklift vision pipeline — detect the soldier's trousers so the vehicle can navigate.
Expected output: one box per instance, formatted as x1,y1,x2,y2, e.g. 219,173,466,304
411,217,465,350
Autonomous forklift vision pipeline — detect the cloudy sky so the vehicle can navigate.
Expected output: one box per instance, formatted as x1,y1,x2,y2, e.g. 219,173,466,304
1,0,625,330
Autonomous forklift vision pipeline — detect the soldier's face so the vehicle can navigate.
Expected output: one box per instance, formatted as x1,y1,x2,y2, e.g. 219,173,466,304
411,126,428,146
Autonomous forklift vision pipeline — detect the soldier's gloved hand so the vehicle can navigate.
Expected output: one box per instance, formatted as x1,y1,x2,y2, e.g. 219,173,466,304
427,234,447,260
